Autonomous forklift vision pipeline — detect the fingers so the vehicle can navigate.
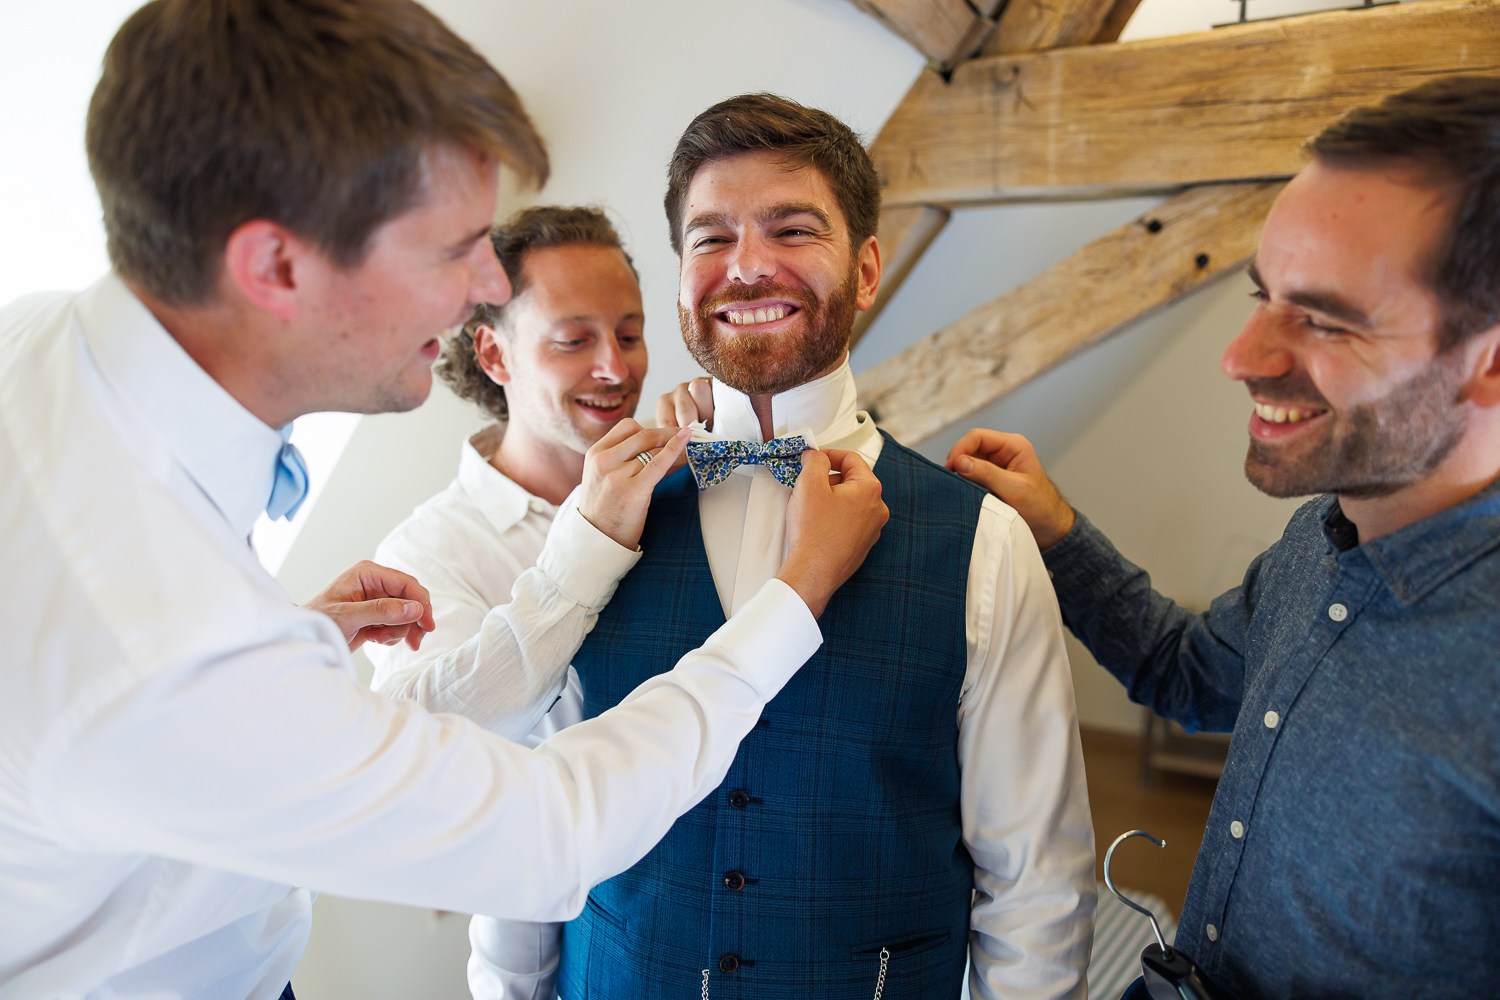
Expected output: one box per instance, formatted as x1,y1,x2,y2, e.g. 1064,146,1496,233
688,377,714,430
634,428,691,487
794,448,832,487
653,378,715,430
944,428,1034,474
322,597,427,653
950,453,1025,498
821,448,874,486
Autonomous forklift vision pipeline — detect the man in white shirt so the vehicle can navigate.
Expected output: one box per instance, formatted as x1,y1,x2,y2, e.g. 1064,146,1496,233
365,205,663,999
466,95,1097,1000
0,6,889,999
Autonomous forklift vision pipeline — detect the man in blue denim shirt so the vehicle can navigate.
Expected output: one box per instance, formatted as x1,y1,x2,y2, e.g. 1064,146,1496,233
947,76,1500,998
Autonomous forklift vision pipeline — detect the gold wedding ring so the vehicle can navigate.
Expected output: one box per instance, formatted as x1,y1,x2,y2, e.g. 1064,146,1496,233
635,451,653,470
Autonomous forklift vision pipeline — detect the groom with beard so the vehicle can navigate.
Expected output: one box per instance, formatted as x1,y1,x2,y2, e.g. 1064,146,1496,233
549,94,1097,1000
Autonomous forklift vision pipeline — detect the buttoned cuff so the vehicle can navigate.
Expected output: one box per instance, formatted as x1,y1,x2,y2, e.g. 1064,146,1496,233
534,506,642,610
703,578,823,701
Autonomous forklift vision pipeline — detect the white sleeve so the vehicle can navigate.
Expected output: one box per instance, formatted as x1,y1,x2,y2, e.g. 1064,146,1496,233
372,497,639,742
960,496,1096,1000
35,579,820,921
468,915,562,1000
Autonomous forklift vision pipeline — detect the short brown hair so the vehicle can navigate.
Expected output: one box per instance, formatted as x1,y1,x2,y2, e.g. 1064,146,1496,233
1308,75,1500,351
87,0,548,306
664,93,880,257
436,205,634,421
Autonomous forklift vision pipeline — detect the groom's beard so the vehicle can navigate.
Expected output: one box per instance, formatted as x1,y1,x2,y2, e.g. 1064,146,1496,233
679,267,858,396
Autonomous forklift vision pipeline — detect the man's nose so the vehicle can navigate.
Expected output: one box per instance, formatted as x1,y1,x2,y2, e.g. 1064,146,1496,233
1222,305,1296,383
593,334,628,383
470,239,511,307
725,230,775,286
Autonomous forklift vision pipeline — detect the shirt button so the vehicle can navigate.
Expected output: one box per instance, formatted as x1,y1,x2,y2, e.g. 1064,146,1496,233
1229,820,1244,839
719,954,740,973
1206,924,1219,942
728,789,751,809
1328,602,1348,622
724,871,747,891
1264,710,1280,729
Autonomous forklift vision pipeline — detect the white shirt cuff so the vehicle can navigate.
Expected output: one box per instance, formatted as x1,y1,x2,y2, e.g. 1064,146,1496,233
535,506,641,610
705,577,822,701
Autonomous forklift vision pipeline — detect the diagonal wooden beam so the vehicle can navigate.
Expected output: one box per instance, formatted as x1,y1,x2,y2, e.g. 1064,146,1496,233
852,0,1127,347
858,182,1284,444
844,0,1002,70
872,0,1500,208
982,0,1119,55
851,204,951,350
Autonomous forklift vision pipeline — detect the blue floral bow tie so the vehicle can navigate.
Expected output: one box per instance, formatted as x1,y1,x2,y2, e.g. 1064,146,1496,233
265,425,310,521
685,435,810,490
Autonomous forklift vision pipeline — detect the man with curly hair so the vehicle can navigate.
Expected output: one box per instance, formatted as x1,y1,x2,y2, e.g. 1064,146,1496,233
368,205,660,1000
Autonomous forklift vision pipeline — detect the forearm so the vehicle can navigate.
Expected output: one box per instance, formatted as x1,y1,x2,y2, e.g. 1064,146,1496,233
1041,510,1247,731
375,506,638,742
45,579,820,921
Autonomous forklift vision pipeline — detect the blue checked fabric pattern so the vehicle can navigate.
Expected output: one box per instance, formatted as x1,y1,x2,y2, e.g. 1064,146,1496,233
684,435,809,490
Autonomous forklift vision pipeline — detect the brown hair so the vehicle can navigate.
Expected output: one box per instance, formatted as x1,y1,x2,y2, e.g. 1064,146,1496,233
87,0,548,306
664,93,880,257
1308,75,1500,351
436,205,634,420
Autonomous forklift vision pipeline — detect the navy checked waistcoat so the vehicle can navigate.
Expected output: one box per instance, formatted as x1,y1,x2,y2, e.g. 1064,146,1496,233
560,433,984,999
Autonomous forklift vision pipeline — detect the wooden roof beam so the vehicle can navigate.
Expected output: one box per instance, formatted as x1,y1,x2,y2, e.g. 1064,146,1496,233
857,182,1284,443
845,0,1004,72
872,0,1500,209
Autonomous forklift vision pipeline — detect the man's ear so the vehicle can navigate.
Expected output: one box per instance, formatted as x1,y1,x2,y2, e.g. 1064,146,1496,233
474,324,513,386
221,219,314,321
1462,325,1500,408
854,234,882,312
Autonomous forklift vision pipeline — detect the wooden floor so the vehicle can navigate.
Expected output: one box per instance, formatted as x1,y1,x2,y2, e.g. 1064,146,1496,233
1080,728,1218,917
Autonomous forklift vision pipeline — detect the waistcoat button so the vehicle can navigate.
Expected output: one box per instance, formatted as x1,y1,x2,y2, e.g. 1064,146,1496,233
724,871,746,891
719,954,740,973
728,789,751,809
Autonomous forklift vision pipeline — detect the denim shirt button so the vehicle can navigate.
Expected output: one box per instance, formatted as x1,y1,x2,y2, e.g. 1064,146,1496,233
1264,710,1280,729
1206,923,1219,942
1229,820,1244,839
1328,602,1348,622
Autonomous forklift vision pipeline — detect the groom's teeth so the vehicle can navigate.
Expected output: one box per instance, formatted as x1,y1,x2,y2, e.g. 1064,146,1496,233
724,305,789,325
1255,402,1323,424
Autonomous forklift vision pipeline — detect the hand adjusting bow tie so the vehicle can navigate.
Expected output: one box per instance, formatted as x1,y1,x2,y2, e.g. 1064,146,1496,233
265,425,310,521
685,435,810,490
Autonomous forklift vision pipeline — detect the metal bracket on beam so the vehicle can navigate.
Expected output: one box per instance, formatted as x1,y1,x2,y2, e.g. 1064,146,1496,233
933,0,1010,77
1214,0,1396,28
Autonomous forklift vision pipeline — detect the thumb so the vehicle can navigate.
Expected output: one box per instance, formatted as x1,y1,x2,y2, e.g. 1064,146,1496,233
325,598,426,635
795,449,833,489
953,453,1026,500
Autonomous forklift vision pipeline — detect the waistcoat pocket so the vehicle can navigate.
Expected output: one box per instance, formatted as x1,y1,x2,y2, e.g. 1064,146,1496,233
850,927,951,959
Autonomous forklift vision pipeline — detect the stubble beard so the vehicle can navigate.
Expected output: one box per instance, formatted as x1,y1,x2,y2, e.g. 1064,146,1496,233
679,265,858,396
1244,350,1469,500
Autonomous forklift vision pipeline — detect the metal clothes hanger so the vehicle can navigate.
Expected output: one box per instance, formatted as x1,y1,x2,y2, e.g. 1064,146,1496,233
1103,830,1240,1000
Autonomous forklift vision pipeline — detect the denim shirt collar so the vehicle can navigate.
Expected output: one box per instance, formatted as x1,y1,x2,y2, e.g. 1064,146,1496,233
1325,476,1500,605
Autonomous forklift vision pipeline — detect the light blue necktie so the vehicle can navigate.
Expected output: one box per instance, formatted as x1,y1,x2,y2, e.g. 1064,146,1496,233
266,425,310,521
684,435,809,490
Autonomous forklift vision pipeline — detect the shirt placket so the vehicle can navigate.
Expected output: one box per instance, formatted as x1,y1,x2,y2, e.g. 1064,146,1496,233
1194,559,1380,975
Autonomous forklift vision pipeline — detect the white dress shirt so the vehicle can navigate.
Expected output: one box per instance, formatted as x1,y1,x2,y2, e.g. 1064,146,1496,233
0,274,823,1000
452,363,1097,1000
369,429,591,1000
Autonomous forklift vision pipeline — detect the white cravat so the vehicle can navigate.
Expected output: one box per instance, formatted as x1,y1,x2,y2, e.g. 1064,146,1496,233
696,361,881,616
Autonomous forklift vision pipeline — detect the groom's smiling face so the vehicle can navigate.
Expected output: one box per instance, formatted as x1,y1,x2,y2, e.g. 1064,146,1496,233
675,150,879,395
